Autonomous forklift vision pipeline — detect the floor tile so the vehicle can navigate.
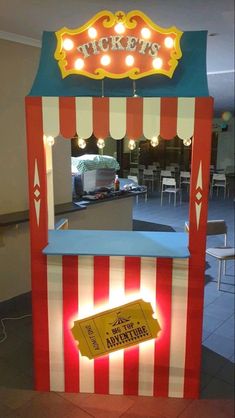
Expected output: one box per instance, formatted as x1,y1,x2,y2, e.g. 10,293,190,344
120,396,192,418
203,333,234,359
11,392,92,418
215,361,235,386
178,399,234,418
201,347,228,376
201,377,234,399
215,315,235,339
78,394,135,418
202,313,225,334
0,387,38,410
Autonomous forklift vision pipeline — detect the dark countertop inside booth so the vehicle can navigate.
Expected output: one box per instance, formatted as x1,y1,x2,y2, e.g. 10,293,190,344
0,190,144,227
43,230,190,258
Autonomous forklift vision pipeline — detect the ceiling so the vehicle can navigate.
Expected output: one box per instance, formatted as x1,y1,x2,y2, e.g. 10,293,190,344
0,0,234,117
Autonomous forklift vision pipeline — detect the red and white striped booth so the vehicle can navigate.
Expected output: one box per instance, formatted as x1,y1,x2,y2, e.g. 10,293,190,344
26,95,213,399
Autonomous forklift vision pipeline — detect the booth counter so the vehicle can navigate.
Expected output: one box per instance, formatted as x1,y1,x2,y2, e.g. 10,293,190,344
42,230,190,397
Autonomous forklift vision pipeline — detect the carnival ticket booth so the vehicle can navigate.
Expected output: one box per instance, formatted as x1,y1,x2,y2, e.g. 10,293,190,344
25,11,213,398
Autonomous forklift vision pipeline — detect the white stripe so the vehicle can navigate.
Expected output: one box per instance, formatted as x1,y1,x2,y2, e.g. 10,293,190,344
109,98,126,139
177,98,195,140
139,257,156,396
75,97,93,139
78,256,94,392
143,98,161,139
168,258,189,397
44,141,54,229
47,256,64,391
42,97,60,137
109,256,125,394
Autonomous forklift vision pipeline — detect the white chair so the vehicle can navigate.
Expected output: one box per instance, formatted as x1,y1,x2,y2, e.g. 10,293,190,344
142,169,155,192
159,170,172,190
129,167,139,178
161,177,181,206
185,220,235,290
127,175,147,203
210,173,227,198
180,171,191,191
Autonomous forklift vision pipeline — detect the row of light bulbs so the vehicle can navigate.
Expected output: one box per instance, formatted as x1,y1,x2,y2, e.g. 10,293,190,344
45,136,191,148
63,28,174,50
74,55,163,70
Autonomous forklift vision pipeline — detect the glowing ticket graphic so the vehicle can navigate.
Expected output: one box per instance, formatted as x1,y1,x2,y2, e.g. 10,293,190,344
71,299,161,359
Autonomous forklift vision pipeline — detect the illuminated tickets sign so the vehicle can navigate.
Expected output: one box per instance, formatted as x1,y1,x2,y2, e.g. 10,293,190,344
71,299,161,359
54,10,183,80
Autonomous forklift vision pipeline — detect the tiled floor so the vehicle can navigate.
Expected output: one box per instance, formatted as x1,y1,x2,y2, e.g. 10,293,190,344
0,189,234,417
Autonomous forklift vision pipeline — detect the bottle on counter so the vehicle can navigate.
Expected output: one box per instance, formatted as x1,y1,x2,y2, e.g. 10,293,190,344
114,174,120,191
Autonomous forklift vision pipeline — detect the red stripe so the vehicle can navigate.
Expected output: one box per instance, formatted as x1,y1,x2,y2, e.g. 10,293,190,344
63,256,79,392
124,257,141,395
59,97,76,138
184,97,213,398
154,258,172,396
93,98,109,139
126,98,143,139
94,256,110,394
160,98,178,140
25,97,50,390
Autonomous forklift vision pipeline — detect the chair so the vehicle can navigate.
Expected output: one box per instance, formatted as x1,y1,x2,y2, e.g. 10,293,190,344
129,167,139,178
161,177,181,206
210,173,227,198
142,168,155,192
180,171,191,191
127,175,147,203
185,220,235,290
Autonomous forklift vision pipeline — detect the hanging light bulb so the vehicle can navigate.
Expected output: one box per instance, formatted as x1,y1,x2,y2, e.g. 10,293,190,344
97,138,105,149
128,139,136,150
183,138,192,146
45,135,55,146
78,137,86,149
150,136,159,147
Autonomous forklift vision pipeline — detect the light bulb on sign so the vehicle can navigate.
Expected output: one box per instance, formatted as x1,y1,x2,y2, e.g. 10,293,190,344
128,139,136,150
221,111,232,122
152,57,163,69
78,138,86,149
101,55,111,66
114,23,125,34
183,138,192,146
75,58,84,70
150,136,159,147
141,27,151,39
88,27,97,39
97,138,105,149
164,37,174,48
125,55,134,66
62,38,74,51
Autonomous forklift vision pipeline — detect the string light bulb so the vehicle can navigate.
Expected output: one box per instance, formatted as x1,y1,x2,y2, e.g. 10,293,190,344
141,27,151,39
152,57,163,69
62,38,74,51
45,135,55,146
97,138,105,149
164,37,174,48
150,136,159,147
88,27,97,39
183,138,192,146
128,139,136,150
114,23,125,34
101,55,111,66
125,55,134,66
78,138,86,149
75,58,84,70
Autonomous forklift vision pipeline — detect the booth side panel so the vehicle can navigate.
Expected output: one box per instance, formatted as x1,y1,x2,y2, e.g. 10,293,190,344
46,255,190,397
25,97,50,391
184,97,213,398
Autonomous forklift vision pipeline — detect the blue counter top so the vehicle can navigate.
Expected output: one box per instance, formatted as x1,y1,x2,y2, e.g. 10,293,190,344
43,230,189,258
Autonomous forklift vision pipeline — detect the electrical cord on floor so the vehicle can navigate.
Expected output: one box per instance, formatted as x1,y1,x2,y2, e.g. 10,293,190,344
0,314,32,344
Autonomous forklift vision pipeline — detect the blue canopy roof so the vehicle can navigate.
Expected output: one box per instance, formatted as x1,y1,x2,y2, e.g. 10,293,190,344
29,30,209,98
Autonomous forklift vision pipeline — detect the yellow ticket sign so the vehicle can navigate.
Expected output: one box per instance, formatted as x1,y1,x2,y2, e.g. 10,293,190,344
71,299,161,359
